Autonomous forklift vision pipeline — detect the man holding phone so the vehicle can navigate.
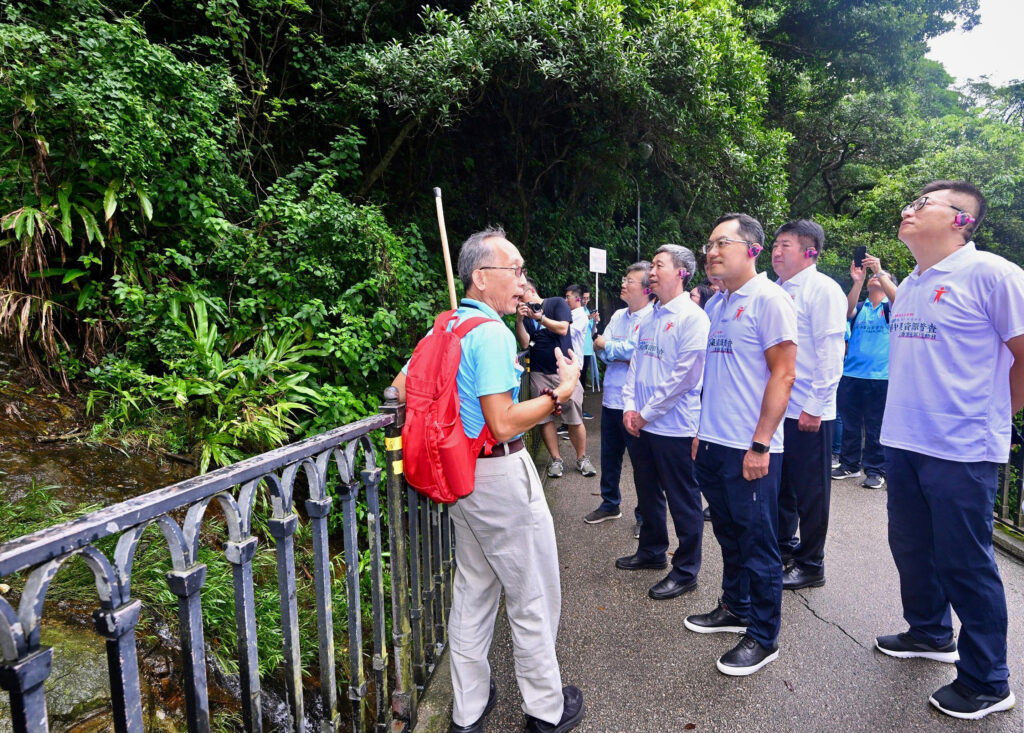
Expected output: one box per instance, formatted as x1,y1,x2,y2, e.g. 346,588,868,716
832,251,897,488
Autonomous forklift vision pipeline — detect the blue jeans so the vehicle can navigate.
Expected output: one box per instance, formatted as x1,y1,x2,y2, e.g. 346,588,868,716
696,440,783,648
885,447,1009,696
837,376,887,475
598,406,641,521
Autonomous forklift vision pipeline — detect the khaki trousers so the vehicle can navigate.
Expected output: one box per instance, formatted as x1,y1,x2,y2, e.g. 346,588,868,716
448,449,564,726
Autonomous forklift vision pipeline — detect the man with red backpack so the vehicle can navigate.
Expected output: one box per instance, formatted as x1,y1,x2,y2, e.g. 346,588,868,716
392,228,584,733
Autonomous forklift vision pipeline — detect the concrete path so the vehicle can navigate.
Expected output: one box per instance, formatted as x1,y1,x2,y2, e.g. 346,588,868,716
465,394,1024,733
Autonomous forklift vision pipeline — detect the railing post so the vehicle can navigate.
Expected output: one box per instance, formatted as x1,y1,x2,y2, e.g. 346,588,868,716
0,646,54,733
305,494,340,733
381,386,416,732
224,536,263,733
267,513,305,732
93,599,144,733
166,564,212,733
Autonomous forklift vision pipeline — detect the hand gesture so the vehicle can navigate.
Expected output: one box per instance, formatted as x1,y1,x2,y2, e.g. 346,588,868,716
517,303,532,319
863,254,882,274
850,260,866,283
742,449,770,481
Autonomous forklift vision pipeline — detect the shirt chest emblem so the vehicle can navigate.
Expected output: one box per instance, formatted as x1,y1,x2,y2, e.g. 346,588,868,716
735,306,745,319
933,286,950,303
664,321,675,332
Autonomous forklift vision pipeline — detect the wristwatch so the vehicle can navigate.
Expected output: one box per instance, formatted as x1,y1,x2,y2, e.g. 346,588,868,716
750,441,770,454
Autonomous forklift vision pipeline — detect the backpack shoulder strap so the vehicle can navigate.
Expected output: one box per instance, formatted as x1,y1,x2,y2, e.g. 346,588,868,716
431,309,459,334
850,301,864,322
452,316,495,338
882,300,891,324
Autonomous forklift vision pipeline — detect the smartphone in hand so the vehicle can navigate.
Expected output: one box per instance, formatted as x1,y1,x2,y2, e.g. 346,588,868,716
854,246,867,268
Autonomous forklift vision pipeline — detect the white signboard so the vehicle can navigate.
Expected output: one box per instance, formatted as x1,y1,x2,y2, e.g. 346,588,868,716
589,247,607,274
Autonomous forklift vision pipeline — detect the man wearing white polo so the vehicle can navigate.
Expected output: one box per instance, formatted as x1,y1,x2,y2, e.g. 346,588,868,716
877,180,1024,720
770,219,847,590
616,245,710,602
686,213,797,677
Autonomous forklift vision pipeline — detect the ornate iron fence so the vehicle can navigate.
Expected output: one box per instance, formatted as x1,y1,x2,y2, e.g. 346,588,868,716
0,387,455,733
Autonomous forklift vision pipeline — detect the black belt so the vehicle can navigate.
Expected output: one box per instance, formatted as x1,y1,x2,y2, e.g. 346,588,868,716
479,437,525,458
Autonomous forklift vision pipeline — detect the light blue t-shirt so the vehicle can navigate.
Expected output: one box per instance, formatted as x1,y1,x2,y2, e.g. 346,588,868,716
843,299,889,380
404,298,522,439
583,306,595,356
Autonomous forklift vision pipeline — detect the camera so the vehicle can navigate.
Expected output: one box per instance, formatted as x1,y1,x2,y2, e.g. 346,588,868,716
529,302,543,313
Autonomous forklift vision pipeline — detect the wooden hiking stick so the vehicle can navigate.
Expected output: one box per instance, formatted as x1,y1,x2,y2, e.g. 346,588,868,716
433,187,458,309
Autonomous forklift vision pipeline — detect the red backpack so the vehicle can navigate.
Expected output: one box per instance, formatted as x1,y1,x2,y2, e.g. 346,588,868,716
402,309,497,504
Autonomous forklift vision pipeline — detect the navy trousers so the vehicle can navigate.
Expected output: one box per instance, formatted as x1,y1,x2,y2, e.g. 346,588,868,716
837,376,887,475
778,418,834,571
598,406,641,521
885,447,1009,696
631,431,703,585
696,441,783,648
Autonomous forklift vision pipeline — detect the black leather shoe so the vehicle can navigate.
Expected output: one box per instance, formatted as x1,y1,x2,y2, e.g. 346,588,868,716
648,575,697,600
449,679,498,733
524,685,584,733
716,635,779,676
782,564,825,590
615,553,668,571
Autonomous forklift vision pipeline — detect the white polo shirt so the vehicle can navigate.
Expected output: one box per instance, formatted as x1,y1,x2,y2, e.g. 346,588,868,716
881,242,1024,463
597,302,653,411
777,265,847,420
622,293,709,437
569,306,588,366
698,273,798,453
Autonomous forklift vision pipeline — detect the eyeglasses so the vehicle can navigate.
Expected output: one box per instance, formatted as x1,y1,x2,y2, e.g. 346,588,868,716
479,265,527,278
621,278,642,286
902,196,969,217
703,237,751,255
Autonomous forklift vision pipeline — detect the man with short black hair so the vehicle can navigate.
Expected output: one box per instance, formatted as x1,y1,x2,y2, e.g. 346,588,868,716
770,219,847,590
686,213,797,677
877,180,1022,720
516,282,595,478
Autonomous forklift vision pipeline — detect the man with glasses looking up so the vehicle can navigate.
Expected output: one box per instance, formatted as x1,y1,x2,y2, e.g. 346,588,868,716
394,229,584,733
832,253,898,489
685,214,797,676
584,262,654,534
876,180,1024,720
617,245,710,601
770,220,847,591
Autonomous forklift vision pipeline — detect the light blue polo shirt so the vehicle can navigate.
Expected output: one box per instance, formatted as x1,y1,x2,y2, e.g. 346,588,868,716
583,306,595,356
403,298,522,439
843,299,890,380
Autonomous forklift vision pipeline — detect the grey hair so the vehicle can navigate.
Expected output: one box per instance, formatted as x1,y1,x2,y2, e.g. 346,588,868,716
457,227,507,288
655,244,697,282
626,261,652,289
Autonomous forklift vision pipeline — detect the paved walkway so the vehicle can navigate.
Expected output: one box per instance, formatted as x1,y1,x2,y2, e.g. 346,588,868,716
467,394,1024,732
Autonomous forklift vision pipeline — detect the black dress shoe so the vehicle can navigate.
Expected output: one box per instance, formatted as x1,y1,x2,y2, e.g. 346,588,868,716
449,679,498,733
524,685,584,733
782,564,825,590
648,575,698,600
716,634,779,676
615,553,668,571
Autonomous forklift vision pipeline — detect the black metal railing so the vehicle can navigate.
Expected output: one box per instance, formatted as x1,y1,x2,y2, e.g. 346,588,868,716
0,388,453,733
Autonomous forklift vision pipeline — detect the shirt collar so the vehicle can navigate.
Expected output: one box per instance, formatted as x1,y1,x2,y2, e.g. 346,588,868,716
911,241,975,277
653,292,687,315
460,298,501,320
728,271,768,299
630,302,654,320
779,263,817,287
929,241,976,273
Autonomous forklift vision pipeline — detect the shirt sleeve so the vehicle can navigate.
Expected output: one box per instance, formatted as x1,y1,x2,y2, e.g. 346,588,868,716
622,340,638,413
802,284,848,416
986,266,1024,343
466,322,520,397
600,311,640,363
638,310,709,424
758,290,798,351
